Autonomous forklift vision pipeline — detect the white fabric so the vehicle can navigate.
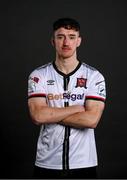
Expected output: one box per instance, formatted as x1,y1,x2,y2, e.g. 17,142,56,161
28,62,106,169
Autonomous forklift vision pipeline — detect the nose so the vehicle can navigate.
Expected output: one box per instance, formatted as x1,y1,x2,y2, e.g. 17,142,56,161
63,37,69,46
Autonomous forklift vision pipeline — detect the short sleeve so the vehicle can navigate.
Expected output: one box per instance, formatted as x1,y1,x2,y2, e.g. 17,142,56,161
28,69,46,99
86,71,106,102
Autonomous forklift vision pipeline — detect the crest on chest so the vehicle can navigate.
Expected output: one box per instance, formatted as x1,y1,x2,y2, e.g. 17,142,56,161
75,78,87,89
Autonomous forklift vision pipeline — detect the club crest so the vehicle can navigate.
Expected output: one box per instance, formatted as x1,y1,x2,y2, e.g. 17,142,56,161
75,78,87,89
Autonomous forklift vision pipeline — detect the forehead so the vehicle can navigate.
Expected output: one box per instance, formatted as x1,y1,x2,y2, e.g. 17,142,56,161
54,27,79,36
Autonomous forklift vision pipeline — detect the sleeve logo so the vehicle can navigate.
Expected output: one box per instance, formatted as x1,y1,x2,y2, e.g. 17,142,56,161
28,76,39,93
98,85,106,97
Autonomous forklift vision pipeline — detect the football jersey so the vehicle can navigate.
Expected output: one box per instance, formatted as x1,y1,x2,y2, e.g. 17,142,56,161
28,61,106,170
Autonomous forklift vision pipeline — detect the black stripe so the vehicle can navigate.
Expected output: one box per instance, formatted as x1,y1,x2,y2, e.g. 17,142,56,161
62,126,70,170
64,76,70,90
86,97,105,102
28,94,46,99
62,77,70,170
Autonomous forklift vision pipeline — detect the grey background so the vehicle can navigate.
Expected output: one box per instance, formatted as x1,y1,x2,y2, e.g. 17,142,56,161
0,0,127,178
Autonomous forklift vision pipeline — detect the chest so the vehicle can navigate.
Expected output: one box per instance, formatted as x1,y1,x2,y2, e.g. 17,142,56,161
45,71,88,104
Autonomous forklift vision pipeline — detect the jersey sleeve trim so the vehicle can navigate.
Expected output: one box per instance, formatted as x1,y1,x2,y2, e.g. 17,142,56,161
28,93,46,99
86,96,105,102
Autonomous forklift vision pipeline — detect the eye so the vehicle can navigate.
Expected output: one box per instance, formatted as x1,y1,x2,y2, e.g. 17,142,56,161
56,35,64,40
69,36,76,40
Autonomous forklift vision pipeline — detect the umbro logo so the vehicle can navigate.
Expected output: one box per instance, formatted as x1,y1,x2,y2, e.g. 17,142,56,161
47,80,55,85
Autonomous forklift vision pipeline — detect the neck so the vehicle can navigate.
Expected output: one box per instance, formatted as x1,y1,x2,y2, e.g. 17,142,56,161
55,56,79,74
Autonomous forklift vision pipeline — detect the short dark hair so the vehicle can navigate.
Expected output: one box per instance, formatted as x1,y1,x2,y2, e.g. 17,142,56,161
53,17,80,32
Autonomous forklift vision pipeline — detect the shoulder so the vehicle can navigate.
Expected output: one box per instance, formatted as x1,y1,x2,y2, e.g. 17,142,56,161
37,62,52,70
81,62,98,76
82,62,97,72
29,62,53,76
81,62,105,80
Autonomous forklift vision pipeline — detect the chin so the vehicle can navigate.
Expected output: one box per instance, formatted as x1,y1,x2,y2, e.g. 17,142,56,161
61,53,74,59
62,55,72,59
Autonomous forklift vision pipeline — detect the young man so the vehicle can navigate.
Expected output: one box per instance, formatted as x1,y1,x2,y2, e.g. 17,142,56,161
28,18,106,178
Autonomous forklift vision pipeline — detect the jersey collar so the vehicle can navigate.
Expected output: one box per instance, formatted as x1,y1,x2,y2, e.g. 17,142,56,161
53,61,82,77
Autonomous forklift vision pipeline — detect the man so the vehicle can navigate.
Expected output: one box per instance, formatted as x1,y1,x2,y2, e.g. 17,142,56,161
28,17,106,178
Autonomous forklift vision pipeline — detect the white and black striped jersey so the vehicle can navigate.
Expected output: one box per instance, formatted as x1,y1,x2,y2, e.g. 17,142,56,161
28,61,106,170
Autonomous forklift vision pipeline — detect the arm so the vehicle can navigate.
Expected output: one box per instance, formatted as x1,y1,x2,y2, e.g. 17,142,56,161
61,100,105,129
28,97,84,125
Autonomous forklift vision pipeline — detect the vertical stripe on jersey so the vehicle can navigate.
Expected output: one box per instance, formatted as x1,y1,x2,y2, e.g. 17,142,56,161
62,76,70,170
52,61,82,170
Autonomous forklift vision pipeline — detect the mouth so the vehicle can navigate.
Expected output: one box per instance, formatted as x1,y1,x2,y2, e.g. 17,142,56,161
62,47,71,51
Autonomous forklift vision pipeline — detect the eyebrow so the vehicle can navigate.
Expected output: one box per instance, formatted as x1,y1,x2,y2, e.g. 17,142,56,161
56,34,77,37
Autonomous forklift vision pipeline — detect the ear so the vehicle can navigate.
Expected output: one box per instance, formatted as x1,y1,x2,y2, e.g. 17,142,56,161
51,37,55,47
77,37,82,47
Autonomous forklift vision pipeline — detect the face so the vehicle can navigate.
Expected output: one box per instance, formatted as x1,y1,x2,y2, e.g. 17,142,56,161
52,27,81,59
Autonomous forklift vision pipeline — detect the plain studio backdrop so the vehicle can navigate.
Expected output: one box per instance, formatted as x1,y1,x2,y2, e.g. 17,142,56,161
0,0,127,178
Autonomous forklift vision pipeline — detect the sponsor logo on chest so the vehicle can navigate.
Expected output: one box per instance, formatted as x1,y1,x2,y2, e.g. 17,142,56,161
46,76,87,101
47,92,84,101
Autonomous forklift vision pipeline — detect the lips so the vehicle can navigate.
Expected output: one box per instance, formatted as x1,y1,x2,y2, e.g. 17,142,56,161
62,47,71,51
